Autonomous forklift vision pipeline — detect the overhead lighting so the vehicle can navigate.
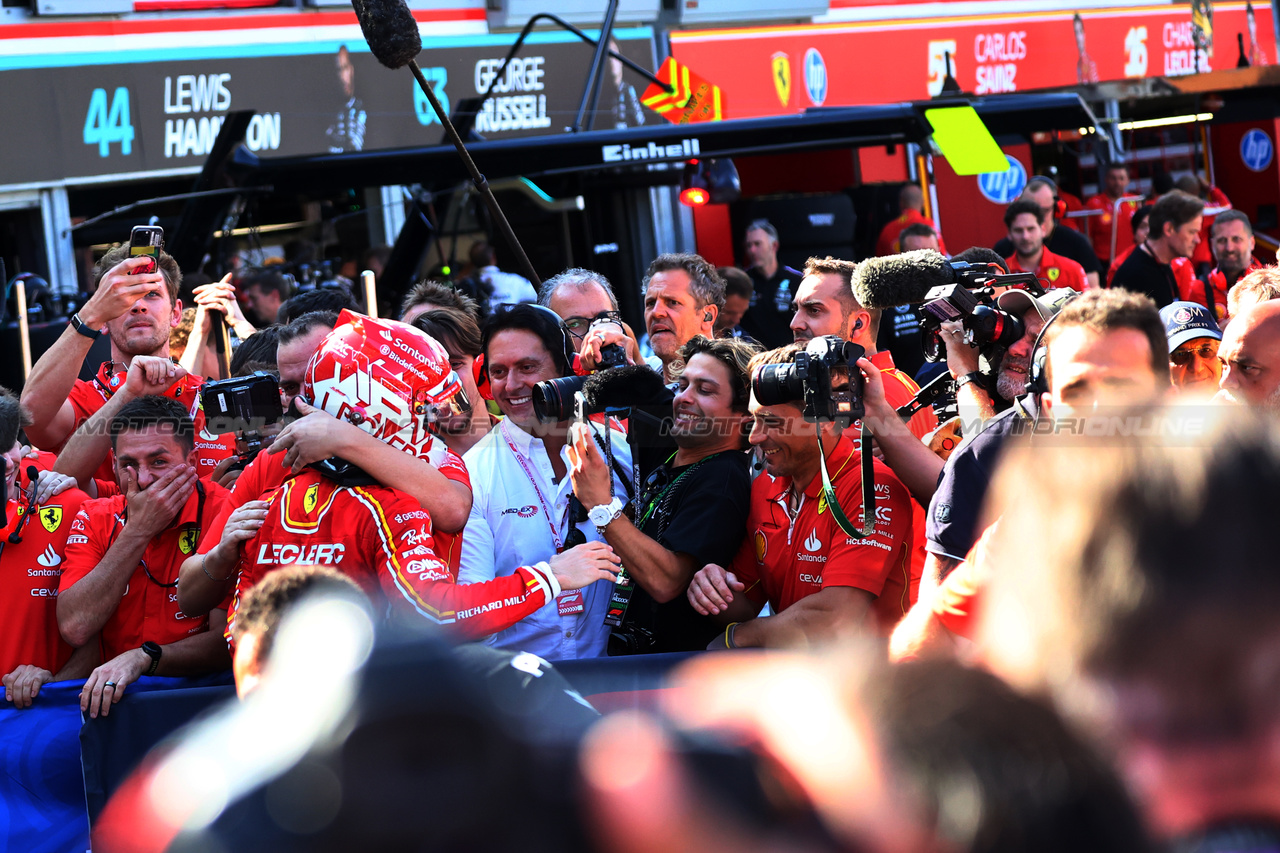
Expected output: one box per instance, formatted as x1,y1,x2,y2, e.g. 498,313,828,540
1116,113,1215,131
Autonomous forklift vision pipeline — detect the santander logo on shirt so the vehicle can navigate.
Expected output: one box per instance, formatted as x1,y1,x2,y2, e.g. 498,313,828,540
803,530,822,552
37,544,61,568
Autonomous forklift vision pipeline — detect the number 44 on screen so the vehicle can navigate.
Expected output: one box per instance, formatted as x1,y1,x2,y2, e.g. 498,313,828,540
84,87,135,158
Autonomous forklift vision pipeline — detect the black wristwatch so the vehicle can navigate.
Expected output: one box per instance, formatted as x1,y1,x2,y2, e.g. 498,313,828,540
70,313,101,340
955,371,983,390
140,641,162,676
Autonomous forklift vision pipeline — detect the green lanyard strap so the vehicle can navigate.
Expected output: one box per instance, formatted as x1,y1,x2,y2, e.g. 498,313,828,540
819,423,876,539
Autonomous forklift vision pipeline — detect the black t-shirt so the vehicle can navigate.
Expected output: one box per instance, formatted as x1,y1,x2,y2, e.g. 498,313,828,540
877,304,926,381
1110,245,1178,308
741,264,803,350
925,396,1038,561
622,450,753,653
994,225,1102,276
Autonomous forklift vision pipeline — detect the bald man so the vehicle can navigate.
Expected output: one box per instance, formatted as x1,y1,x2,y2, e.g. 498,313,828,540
1218,300,1280,411
875,185,947,257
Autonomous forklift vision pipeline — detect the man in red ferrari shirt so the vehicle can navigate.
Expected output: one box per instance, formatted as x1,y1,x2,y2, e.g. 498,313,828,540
58,396,236,718
876,184,947,257
175,311,477,617
1084,162,1141,268
226,312,620,642
1003,199,1088,293
0,392,98,708
1187,210,1265,321
687,344,916,646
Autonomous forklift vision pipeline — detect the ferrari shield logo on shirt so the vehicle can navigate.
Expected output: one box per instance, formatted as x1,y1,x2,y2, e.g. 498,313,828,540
178,527,200,555
771,52,791,106
754,530,768,564
40,506,62,533
304,483,319,514
1047,267,1061,282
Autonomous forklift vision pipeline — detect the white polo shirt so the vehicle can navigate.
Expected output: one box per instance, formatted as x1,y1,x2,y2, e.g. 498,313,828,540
459,417,633,660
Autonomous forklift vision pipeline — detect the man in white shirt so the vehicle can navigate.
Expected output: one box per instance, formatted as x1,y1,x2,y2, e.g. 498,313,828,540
460,304,633,660
471,241,537,315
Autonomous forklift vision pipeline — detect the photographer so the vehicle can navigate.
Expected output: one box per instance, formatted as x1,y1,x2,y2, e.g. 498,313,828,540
687,343,916,647
938,287,1067,424
923,289,1076,591
459,304,633,660
567,336,758,654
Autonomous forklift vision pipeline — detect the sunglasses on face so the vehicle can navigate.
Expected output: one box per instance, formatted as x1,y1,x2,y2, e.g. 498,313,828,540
1170,342,1220,367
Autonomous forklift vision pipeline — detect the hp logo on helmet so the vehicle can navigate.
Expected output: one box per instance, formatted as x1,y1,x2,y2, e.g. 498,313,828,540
977,155,1028,204
804,49,827,106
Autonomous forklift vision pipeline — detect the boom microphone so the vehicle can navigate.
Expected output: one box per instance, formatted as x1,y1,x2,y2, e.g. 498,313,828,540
352,0,421,70
852,250,956,309
351,0,541,288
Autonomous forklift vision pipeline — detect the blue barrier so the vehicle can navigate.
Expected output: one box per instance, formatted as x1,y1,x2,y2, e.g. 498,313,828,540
1,651,699,853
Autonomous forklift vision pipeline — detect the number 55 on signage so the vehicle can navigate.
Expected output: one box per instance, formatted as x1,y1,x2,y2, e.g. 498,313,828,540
927,41,958,97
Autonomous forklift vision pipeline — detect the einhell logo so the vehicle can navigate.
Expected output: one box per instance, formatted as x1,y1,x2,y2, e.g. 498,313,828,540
602,138,701,163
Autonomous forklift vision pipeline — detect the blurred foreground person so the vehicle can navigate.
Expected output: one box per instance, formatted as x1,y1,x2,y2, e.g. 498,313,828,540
583,652,1151,853
978,410,1280,842
1218,300,1280,412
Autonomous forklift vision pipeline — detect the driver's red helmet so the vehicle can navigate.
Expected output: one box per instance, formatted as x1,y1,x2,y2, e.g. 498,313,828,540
302,309,469,459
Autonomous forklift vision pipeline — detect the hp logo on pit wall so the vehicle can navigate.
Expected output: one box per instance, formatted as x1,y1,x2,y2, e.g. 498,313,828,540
804,49,827,106
977,155,1028,204
1241,129,1274,173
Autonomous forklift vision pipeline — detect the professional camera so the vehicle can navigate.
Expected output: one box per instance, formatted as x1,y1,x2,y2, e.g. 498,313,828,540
752,335,866,430
532,318,629,423
200,371,285,468
919,283,1027,362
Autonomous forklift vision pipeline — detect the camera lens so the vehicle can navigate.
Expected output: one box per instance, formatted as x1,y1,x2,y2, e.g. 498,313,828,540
751,363,804,406
532,375,588,422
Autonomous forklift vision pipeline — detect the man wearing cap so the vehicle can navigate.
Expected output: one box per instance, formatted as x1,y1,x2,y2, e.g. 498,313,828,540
1160,301,1222,396
924,289,1076,591
936,287,1078,424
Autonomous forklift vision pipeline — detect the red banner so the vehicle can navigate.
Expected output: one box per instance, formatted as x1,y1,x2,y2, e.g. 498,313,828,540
670,2,1275,119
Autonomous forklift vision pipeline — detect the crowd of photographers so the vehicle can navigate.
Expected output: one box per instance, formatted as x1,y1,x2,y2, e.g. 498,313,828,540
5,175,1280,850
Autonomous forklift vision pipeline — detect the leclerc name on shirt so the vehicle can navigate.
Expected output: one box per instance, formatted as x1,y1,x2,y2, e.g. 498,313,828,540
603,138,700,163
256,542,346,565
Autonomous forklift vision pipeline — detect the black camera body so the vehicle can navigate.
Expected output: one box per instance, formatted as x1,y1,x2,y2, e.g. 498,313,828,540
200,372,284,468
920,282,1029,363
752,335,866,431
532,341,627,423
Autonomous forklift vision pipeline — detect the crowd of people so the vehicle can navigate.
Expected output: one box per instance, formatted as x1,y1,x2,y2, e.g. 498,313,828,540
4,163,1280,851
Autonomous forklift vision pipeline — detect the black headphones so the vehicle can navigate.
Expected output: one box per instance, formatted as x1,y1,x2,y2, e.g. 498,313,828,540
1029,175,1069,220
480,303,578,382
1024,293,1079,397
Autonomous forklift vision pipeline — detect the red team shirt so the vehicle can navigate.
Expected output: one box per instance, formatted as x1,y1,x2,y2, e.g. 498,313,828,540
1084,193,1142,264
65,362,237,482
1004,247,1088,293
202,443,472,572
0,487,92,675
875,209,948,257
59,480,234,661
229,468,552,641
731,435,918,634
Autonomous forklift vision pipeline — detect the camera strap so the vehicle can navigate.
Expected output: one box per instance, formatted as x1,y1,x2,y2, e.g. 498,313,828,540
818,424,876,539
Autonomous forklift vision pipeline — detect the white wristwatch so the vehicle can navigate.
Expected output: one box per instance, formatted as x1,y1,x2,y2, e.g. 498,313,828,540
588,496,624,529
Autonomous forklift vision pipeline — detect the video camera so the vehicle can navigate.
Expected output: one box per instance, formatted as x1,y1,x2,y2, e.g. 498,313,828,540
200,371,285,469
752,336,866,431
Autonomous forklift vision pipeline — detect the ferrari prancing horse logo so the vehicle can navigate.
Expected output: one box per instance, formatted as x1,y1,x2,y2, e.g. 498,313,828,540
304,483,320,514
40,506,62,533
772,52,791,107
